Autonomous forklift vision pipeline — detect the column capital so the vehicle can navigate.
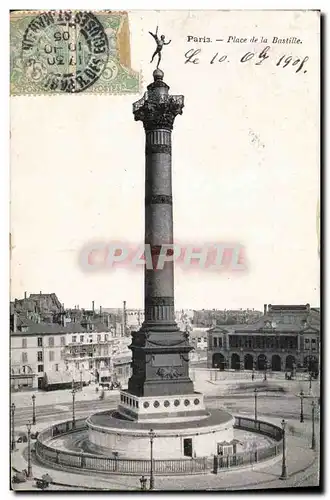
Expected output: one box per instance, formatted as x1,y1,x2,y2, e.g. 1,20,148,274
133,94,184,131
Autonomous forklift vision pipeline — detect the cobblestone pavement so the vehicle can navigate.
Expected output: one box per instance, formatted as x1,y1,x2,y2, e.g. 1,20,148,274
10,373,320,491
11,417,319,491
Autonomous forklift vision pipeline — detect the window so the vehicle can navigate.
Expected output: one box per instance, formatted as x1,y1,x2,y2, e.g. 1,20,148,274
37,351,43,362
218,444,233,456
218,338,223,348
61,350,65,360
60,336,66,346
89,361,93,369
197,337,201,342
213,337,218,348
22,338,27,348
21,352,28,363
49,351,54,361
104,346,108,355
104,334,108,341
55,364,59,371
38,337,43,347
97,334,101,342
48,337,54,347
72,335,77,343
38,364,44,373
311,339,316,344
80,335,84,343
305,338,310,343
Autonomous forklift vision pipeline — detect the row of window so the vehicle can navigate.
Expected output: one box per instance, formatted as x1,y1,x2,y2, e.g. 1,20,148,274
211,335,318,350
22,336,66,348
71,334,109,343
22,350,62,363
213,337,223,348
21,333,111,349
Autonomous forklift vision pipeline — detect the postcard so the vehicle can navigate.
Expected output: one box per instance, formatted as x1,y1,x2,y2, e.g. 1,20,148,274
10,10,320,492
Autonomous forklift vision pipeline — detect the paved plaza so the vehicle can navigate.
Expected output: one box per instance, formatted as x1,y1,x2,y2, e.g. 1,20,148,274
11,369,320,491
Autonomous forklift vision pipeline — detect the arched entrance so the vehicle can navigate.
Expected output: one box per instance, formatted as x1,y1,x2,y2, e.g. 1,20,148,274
257,354,267,371
303,355,319,374
271,355,281,371
244,354,254,370
212,353,225,370
285,355,296,370
231,353,240,370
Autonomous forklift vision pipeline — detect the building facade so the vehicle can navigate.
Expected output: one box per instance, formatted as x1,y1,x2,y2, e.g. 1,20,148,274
207,304,320,374
10,295,132,391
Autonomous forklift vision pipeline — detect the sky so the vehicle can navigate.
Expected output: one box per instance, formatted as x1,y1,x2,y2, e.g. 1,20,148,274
10,10,320,311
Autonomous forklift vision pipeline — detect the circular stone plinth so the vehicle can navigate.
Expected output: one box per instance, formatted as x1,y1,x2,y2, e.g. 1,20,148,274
87,409,234,459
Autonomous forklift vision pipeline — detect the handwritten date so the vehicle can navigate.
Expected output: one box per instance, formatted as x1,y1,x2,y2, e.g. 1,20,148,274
185,46,309,74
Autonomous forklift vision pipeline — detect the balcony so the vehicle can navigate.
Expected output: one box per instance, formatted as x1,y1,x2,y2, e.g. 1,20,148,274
65,353,111,361
68,340,112,347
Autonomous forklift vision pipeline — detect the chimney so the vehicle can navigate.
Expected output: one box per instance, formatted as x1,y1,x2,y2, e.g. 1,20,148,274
264,304,267,315
92,301,95,314
13,312,17,332
24,291,27,299
40,291,42,295
122,301,127,336
100,305,102,315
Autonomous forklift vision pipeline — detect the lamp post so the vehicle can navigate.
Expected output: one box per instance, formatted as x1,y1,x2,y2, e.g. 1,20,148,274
80,369,83,391
32,394,36,425
71,388,76,429
280,419,288,480
299,390,304,423
311,400,316,451
11,403,16,451
309,372,313,393
254,388,258,422
149,429,155,490
26,421,32,478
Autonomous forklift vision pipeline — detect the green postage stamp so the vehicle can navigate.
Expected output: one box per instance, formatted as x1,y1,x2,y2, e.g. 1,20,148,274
10,10,140,95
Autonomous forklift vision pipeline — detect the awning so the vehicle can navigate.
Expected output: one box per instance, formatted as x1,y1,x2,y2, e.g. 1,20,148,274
44,371,73,385
113,355,132,366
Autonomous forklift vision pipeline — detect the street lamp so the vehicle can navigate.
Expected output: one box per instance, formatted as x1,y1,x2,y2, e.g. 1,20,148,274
254,388,258,422
26,421,32,478
80,369,83,391
149,429,155,490
311,400,316,451
299,390,304,423
71,388,76,429
11,403,16,451
32,394,36,425
280,419,288,480
309,372,313,393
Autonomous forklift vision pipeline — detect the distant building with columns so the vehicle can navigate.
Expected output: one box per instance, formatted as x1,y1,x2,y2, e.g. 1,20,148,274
207,304,320,373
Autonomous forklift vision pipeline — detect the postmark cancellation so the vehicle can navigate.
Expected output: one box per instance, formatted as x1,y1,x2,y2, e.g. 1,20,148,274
10,10,140,95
